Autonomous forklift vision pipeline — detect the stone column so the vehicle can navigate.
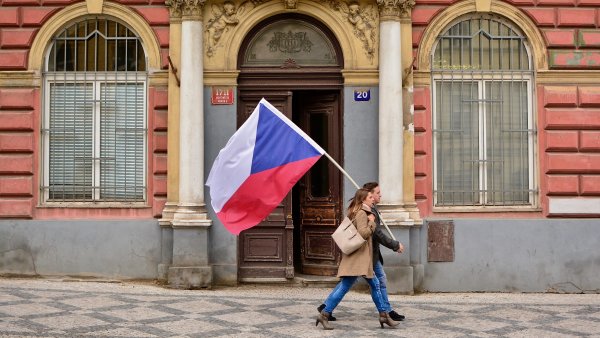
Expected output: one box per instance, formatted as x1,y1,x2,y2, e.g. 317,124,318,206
169,0,212,289
377,0,416,294
377,0,412,225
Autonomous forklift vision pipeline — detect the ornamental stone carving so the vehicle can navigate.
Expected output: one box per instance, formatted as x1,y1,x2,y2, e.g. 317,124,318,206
204,0,267,57
182,0,206,20
377,0,415,20
165,0,184,18
283,0,298,9
326,1,377,62
206,1,240,56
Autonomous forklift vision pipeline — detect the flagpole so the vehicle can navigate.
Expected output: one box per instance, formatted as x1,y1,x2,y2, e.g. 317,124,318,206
322,152,397,241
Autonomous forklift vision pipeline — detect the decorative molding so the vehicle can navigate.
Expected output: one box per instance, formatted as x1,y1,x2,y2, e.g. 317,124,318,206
475,0,491,12
86,0,103,14
182,0,207,20
148,70,169,86
165,0,184,19
536,70,600,84
413,70,431,86
204,70,240,85
281,58,301,68
415,69,600,86
325,1,378,62
342,69,378,85
205,0,267,57
283,0,297,9
377,0,415,21
0,71,39,87
220,0,375,71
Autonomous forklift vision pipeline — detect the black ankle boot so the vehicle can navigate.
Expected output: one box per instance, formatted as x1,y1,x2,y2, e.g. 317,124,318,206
389,310,405,321
317,304,336,321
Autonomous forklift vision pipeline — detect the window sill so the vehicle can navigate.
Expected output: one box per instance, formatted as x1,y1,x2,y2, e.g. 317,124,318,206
39,203,149,209
432,206,542,213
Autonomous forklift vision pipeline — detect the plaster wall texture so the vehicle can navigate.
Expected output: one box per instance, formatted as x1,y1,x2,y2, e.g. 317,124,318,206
342,86,379,205
203,88,239,284
0,220,161,279
421,218,600,293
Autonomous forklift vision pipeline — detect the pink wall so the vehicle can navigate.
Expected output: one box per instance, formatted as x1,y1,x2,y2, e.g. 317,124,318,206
539,85,600,216
0,0,170,219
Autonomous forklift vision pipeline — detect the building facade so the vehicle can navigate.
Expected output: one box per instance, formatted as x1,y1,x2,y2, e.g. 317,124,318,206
0,0,599,292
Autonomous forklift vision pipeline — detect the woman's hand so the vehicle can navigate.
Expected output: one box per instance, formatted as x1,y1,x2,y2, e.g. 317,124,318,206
367,214,375,222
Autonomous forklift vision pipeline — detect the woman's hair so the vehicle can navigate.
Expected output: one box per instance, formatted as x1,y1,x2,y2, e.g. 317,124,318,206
347,188,370,218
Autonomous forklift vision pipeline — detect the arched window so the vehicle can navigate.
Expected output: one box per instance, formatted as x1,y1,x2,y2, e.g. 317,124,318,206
42,18,147,203
431,14,536,207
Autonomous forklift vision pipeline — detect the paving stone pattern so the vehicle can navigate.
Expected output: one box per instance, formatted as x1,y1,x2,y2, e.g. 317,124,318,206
1,279,599,337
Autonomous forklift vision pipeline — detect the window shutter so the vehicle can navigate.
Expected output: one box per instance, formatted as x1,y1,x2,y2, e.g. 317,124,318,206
100,83,146,201
48,83,94,201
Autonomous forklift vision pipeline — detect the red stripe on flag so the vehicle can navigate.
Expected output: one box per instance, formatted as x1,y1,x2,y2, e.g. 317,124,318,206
216,155,321,235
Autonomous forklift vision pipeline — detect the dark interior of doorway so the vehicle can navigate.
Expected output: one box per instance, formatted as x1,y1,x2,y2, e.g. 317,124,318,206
291,90,334,274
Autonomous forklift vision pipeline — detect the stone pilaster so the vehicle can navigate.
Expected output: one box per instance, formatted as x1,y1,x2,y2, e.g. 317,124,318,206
376,0,412,226
169,0,213,289
158,0,183,283
399,3,421,225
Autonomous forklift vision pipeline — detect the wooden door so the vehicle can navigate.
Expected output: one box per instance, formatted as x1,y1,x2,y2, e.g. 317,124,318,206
294,92,342,276
237,91,295,280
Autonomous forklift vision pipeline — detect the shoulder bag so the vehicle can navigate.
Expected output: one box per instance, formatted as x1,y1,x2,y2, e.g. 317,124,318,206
331,216,366,255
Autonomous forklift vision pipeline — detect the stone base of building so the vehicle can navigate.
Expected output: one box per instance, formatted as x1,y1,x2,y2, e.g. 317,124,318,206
168,266,213,289
386,265,414,295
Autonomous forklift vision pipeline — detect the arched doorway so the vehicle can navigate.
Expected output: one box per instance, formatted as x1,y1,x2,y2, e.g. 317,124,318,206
237,14,344,280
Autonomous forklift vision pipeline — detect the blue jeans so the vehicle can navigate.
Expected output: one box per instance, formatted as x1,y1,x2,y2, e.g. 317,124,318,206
323,275,385,313
373,260,392,312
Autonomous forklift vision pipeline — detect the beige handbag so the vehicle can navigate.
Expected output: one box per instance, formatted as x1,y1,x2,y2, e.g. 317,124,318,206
331,216,366,255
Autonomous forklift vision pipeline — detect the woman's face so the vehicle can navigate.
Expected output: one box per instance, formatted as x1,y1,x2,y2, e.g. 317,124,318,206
362,192,374,206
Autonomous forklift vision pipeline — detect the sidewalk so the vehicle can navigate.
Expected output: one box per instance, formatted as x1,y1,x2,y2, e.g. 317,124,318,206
1,278,599,337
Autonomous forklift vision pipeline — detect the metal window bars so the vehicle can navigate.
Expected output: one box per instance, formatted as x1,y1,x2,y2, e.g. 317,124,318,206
431,15,536,207
42,18,148,203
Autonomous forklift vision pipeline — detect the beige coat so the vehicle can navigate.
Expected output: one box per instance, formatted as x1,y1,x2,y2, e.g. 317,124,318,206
336,206,376,278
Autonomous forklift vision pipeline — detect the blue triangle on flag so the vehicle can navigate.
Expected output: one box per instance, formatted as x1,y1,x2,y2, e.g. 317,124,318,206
251,103,322,174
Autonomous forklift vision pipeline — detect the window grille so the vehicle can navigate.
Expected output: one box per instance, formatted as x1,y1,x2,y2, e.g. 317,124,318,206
431,15,536,207
42,18,147,203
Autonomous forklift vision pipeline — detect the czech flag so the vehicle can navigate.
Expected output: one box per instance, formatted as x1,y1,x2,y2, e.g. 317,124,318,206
206,98,325,235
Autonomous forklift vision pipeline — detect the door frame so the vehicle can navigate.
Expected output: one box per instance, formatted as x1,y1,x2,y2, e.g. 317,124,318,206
236,13,345,280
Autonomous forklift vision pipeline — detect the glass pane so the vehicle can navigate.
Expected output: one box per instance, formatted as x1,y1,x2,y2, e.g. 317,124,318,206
435,81,479,205
48,83,94,200
309,112,329,198
486,81,529,205
47,19,146,72
100,83,145,201
434,17,530,71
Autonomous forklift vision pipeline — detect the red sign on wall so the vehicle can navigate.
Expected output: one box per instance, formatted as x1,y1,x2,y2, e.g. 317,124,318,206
211,87,234,105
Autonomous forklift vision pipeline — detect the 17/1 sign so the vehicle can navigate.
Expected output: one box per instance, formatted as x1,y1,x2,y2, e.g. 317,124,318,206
354,89,370,101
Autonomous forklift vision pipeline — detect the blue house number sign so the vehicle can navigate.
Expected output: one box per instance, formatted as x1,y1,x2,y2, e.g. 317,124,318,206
354,89,370,101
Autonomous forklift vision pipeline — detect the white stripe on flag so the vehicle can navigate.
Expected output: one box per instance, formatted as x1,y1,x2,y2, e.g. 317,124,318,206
206,104,260,212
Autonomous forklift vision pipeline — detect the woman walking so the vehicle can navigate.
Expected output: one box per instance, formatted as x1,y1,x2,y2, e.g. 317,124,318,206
315,188,400,330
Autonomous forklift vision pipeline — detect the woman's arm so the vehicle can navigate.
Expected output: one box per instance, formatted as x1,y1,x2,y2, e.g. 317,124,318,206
355,210,375,239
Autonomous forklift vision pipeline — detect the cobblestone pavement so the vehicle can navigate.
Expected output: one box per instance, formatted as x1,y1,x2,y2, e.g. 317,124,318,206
1,278,600,337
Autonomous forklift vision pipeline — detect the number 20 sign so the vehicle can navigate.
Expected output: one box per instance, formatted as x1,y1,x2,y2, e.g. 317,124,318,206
354,89,370,101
